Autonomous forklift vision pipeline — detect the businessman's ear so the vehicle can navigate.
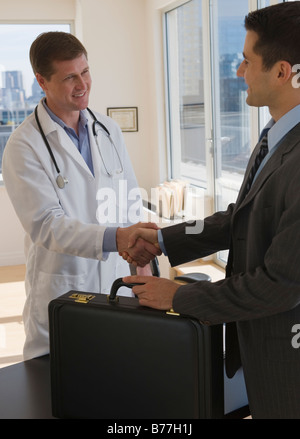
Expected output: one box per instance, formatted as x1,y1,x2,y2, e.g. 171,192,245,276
275,60,292,83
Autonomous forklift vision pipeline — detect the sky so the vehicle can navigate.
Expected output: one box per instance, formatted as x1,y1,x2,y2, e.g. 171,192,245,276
0,23,70,97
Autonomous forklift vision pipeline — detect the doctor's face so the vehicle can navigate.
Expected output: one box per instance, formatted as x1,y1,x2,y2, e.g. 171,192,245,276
36,53,92,121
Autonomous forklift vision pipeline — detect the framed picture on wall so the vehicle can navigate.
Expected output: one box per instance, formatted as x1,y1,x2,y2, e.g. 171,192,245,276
107,107,138,132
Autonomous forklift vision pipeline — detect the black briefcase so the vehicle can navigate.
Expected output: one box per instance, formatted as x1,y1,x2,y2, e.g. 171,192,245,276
48,279,224,419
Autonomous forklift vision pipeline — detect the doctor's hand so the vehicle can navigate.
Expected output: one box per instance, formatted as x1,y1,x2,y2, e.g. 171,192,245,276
116,222,161,267
122,275,180,310
120,227,160,266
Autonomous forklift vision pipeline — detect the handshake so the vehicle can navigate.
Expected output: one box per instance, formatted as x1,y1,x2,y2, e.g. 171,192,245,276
116,222,161,267
116,222,180,311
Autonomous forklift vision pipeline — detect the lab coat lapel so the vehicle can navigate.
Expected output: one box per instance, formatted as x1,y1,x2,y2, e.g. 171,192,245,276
86,114,115,187
87,115,103,183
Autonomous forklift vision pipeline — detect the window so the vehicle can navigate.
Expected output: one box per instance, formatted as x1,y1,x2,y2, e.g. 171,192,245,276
164,0,283,265
0,23,71,180
165,0,208,189
210,0,250,263
211,0,250,205
165,0,251,192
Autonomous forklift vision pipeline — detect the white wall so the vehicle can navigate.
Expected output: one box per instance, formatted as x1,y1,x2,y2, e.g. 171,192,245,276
0,0,173,266
79,0,177,192
80,0,163,192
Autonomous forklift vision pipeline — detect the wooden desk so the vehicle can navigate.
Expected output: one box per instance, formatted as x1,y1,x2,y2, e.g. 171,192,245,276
0,355,54,419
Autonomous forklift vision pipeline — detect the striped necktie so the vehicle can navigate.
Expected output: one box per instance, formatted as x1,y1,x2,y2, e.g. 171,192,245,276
245,135,269,195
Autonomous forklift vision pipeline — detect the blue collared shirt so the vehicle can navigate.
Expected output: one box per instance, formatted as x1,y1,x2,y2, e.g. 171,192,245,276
42,99,94,176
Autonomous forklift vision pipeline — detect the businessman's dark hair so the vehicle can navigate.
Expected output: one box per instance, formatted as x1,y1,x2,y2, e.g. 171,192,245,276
245,1,300,71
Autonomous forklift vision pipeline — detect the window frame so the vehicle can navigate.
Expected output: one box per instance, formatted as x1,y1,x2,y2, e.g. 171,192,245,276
163,0,215,195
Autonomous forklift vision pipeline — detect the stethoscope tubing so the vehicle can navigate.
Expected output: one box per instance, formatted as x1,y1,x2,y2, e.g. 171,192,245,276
87,107,110,137
34,106,61,175
34,105,123,187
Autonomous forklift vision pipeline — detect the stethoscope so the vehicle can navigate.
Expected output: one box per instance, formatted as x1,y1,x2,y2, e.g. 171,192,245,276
34,106,123,189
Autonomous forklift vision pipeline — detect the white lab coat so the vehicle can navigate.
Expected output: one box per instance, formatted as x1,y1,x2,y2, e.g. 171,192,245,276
2,100,143,360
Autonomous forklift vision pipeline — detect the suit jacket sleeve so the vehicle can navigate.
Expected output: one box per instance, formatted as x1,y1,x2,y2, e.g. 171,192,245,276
161,203,234,267
170,165,300,325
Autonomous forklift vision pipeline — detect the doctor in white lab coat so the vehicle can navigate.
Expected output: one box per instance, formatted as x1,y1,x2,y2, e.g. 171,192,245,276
2,32,158,360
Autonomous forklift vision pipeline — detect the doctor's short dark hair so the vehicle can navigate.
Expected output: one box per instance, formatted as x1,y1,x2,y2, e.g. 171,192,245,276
245,1,300,71
30,31,88,80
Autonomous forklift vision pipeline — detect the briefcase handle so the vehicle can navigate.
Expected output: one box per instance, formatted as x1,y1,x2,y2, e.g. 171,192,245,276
109,278,145,302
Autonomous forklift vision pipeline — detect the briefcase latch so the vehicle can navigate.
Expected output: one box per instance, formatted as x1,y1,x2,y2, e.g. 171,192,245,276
166,308,180,316
69,293,95,304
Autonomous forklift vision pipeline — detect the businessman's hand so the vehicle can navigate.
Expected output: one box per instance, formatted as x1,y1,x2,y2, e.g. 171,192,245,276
116,222,161,267
120,227,160,265
128,227,159,249
122,275,180,310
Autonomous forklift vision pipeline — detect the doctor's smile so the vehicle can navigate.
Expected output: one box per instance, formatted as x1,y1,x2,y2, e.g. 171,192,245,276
73,91,88,98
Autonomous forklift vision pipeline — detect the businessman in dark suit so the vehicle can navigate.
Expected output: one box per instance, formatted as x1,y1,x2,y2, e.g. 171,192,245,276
123,2,300,419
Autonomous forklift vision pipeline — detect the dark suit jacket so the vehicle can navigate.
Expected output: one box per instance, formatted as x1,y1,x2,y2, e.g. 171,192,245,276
162,123,300,418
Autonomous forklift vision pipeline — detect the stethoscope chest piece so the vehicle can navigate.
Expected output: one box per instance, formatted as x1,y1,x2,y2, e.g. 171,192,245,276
56,175,68,189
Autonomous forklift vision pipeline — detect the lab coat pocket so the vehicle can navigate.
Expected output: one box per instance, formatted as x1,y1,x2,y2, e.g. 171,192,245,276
34,271,86,327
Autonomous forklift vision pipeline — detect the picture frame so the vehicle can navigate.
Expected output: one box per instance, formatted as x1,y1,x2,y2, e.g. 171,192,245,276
107,107,138,132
